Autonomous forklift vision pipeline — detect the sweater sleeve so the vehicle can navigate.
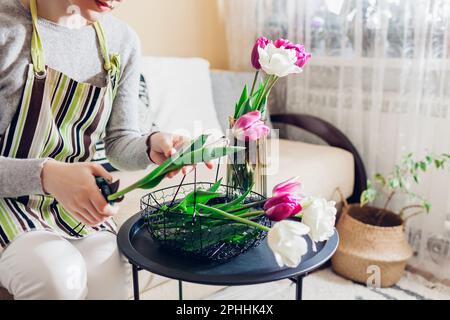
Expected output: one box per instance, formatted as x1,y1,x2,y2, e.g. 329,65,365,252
0,9,50,198
103,29,155,171
0,156,50,197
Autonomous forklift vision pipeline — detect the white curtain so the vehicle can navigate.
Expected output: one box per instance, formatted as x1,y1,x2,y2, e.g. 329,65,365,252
220,0,450,281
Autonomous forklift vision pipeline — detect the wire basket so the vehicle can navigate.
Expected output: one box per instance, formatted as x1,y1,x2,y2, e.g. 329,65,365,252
140,182,270,262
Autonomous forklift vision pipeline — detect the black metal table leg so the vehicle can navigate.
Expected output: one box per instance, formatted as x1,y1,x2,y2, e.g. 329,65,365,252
178,280,183,300
132,264,140,301
295,276,304,300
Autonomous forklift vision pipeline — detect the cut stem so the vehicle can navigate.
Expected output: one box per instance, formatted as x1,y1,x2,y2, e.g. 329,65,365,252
196,204,270,232
237,210,265,218
226,199,268,214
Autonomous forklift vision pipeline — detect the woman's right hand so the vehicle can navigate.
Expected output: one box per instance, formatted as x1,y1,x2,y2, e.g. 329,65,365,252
41,160,119,226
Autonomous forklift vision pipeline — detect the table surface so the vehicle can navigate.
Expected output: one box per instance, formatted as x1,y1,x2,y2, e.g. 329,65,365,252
117,213,339,286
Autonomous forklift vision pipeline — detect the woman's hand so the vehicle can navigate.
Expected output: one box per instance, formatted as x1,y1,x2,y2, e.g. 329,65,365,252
41,160,118,226
148,132,214,178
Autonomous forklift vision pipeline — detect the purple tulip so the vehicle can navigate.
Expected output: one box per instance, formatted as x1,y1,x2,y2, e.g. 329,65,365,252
272,176,301,196
274,38,312,68
264,194,303,221
232,111,270,141
251,36,270,70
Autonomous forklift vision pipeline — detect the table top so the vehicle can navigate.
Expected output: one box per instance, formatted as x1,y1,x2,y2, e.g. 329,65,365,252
117,213,339,286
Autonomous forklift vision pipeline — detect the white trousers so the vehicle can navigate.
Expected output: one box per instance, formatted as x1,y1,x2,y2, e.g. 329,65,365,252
0,230,130,300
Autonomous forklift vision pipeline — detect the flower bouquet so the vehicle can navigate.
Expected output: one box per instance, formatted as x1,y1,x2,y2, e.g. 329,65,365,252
227,37,311,196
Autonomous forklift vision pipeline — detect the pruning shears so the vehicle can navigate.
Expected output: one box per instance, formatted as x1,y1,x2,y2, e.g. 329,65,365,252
95,176,124,205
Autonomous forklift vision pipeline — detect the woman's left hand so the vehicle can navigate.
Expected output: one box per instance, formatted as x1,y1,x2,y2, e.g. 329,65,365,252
147,132,214,178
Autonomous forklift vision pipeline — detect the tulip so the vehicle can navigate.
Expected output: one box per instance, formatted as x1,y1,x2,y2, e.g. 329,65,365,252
267,220,310,268
273,38,311,69
257,43,303,77
232,111,270,141
301,197,337,242
273,38,293,49
264,194,302,221
251,36,270,70
272,176,301,196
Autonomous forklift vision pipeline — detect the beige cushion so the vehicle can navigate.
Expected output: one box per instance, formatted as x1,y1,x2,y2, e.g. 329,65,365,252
267,139,354,201
111,138,354,299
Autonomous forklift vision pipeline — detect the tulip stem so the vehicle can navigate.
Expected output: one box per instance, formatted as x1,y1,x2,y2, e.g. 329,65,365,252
255,75,278,112
250,71,259,97
226,199,268,214
237,210,266,218
197,204,270,232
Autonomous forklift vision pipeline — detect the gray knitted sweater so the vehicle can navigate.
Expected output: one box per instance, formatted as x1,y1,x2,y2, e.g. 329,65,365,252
0,0,154,197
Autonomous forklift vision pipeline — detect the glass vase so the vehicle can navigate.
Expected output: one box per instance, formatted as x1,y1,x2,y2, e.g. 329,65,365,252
226,117,268,197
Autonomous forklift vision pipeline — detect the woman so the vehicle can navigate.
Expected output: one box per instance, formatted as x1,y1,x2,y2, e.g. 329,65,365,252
0,0,209,299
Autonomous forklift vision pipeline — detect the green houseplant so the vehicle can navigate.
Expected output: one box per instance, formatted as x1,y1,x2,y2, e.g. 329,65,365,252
332,152,450,287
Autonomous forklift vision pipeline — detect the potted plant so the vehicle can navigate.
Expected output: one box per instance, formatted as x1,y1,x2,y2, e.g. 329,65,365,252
332,152,450,287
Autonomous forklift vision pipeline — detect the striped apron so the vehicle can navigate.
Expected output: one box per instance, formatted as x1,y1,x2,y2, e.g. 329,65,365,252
0,0,121,250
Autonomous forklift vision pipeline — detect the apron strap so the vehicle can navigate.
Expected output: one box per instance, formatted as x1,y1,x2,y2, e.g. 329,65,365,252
30,0,45,76
93,21,112,72
93,21,122,97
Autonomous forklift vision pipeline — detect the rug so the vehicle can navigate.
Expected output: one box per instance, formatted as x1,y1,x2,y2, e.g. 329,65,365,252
206,268,450,300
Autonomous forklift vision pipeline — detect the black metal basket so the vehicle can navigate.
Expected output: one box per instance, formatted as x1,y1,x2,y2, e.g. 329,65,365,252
140,182,270,262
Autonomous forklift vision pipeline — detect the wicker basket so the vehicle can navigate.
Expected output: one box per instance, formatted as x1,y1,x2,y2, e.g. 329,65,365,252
331,204,413,287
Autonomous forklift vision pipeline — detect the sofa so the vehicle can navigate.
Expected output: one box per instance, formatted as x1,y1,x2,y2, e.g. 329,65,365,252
0,57,364,300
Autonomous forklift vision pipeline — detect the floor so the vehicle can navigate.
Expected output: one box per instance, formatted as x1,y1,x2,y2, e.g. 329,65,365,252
206,268,450,300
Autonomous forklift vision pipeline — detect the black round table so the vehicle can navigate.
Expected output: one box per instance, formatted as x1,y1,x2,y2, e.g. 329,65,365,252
117,212,339,300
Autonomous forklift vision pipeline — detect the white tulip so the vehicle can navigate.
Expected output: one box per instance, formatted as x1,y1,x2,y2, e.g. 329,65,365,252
267,220,310,268
301,197,337,242
258,43,303,77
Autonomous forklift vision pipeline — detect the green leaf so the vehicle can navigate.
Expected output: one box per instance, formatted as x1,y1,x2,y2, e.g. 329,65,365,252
423,201,432,213
207,178,223,193
175,190,222,214
374,173,386,187
136,134,210,190
139,173,166,190
389,178,400,189
215,185,253,211
426,155,433,164
419,161,427,172
234,86,248,119
435,159,442,169
360,187,377,206
173,146,246,167
360,190,370,206
241,99,252,115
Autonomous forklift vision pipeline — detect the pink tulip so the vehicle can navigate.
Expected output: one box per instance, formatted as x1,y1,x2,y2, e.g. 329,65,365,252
274,38,311,68
264,194,303,221
274,38,293,48
232,111,270,141
290,44,311,68
251,36,270,70
272,176,301,196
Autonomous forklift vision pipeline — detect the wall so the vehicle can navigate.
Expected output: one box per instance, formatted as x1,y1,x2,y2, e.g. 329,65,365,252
114,0,229,69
